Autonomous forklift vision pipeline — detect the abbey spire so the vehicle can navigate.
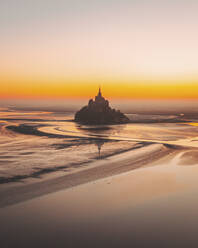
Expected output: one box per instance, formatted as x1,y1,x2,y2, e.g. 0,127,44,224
95,86,105,103
98,86,102,97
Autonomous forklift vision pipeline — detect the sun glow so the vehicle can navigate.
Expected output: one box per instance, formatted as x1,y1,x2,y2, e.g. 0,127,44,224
1,76,198,100
1,0,198,100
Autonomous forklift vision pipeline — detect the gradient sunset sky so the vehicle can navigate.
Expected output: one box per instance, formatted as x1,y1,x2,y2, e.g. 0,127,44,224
1,0,198,99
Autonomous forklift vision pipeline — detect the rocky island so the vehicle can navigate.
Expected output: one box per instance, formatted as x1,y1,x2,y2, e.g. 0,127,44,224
75,88,130,124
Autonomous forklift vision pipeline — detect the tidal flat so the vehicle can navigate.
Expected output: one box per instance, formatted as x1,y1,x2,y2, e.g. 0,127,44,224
1,108,198,247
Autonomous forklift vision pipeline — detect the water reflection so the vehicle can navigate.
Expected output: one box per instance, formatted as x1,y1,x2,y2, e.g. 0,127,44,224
76,124,112,159
75,123,125,138
93,139,105,159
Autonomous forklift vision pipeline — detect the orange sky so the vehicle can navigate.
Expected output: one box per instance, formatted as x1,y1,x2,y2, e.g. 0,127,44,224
1,1,198,100
1,77,198,100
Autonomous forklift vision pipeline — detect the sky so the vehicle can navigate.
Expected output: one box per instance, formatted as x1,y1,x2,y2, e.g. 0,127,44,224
1,0,198,99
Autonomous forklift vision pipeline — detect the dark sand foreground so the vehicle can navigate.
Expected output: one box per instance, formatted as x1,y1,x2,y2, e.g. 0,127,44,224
1,144,198,248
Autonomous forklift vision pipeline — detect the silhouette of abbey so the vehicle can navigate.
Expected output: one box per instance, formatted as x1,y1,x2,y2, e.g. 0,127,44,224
75,87,129,124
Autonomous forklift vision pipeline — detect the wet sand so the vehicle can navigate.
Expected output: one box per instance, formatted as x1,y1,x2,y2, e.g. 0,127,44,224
1,109,198,247
0,110,197,208
1,146,198,248
0,143,176,208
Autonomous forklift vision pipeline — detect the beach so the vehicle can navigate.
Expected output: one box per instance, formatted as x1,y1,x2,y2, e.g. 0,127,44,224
1,143,198,247
0,108,194,207
0,143,177,207
1,108,198,247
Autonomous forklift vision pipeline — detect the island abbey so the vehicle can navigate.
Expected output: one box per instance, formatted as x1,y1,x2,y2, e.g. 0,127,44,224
75,88,129,124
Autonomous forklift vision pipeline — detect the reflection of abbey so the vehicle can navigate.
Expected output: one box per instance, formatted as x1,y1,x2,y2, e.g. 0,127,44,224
75,88,129,124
